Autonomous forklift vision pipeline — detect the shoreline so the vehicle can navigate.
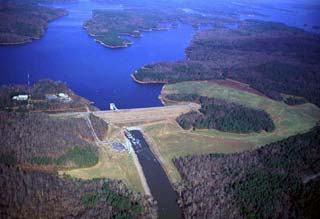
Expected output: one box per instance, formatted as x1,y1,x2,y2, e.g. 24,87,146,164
130,143,152,196
0,32,45,46
130,74,168,105
0,11,68,46
159,85,167,105
83,25,132,49
130,73,166,85
95,39,131,49
84,23,170,49
0,40,32,46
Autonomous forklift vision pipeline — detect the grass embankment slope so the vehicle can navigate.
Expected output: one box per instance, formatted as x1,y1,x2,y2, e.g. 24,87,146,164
61,123,144,193
143,81,320,182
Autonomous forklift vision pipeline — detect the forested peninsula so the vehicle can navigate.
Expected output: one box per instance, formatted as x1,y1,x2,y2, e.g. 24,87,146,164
0,0,68,45
133,20,320,107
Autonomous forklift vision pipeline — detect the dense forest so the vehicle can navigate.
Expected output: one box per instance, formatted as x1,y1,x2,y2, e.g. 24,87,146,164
0,79,158,218
0,112,104,168
84,7,235,48
0,164,157,219
133,20,320,106
0,0,68,44
176,96,275,133
174,126,320,219
134,61,224,83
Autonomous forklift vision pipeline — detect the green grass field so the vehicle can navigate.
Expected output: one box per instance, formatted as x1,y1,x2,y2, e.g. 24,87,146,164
143,120,256,182
164,81,320,146
142,81,320,182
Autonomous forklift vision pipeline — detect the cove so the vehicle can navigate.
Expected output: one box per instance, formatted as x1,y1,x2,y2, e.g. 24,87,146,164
127,130,182,219
0,1,199,110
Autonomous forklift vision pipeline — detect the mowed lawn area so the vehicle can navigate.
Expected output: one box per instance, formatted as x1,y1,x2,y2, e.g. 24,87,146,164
143,80,320,182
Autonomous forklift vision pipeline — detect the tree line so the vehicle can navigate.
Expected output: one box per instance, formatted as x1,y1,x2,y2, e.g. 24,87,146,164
173,125,320,219
176,96,275,133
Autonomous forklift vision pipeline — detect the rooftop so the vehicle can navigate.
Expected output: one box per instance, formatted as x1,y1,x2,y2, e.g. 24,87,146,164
111,142,126,152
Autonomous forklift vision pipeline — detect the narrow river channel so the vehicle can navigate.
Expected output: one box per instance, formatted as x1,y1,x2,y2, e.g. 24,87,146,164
127,130,182,219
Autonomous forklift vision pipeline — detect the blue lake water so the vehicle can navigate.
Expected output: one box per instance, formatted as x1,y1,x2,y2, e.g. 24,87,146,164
0,1,199,110
0,1,319,110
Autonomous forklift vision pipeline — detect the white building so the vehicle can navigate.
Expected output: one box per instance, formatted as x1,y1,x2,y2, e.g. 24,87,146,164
12,95,29,101
58,93,72,103
58,93,69,98
110,103,119,111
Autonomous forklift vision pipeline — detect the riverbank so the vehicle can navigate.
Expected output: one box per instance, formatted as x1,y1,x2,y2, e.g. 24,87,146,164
128,130,183,219
130,144,152,196
141,128,181,184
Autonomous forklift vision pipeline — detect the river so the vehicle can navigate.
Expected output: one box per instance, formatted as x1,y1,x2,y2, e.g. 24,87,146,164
127,130,182,219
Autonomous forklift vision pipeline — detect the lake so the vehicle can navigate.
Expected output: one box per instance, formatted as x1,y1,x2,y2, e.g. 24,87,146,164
0,1,199,110
0,1,319,110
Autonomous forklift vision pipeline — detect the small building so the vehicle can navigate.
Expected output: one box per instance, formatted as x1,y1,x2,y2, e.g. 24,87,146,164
110,103,119,111
12,95,29,101
58,93,69,98
58,93,72,103
111,142,126,152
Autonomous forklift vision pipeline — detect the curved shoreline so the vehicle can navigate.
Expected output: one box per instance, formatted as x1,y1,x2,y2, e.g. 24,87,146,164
95,39,131,49
0,40,32,46
0,12,68,46
83,26,133,49
84,21,170,49
130,73,166,84
130,74,168,104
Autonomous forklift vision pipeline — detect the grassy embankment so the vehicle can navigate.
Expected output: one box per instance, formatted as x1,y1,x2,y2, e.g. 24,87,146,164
61,123,144,193
142,81,320,182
